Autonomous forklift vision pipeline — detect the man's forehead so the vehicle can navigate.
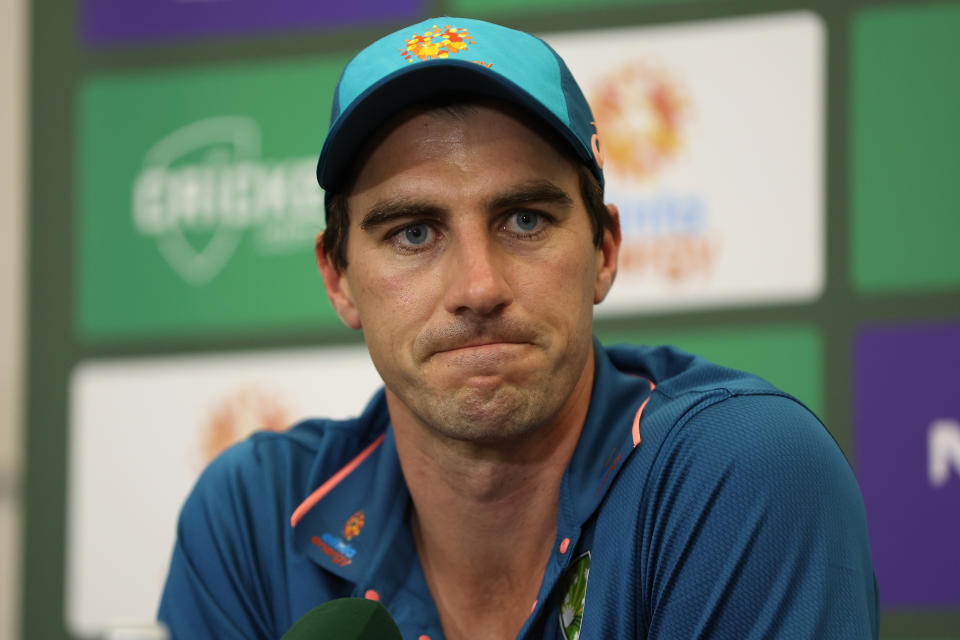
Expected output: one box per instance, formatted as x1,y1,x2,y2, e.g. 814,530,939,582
347,98,581,189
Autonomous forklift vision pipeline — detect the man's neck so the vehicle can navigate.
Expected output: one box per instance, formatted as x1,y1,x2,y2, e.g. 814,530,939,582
386,353,595,640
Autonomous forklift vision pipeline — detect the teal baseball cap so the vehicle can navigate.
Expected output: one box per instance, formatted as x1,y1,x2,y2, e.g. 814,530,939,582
317,16,604,198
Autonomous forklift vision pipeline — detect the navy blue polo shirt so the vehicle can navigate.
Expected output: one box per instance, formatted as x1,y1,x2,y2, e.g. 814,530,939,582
158,341,878,639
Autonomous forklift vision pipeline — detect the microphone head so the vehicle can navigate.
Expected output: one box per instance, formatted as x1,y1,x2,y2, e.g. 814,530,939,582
281,597,403,640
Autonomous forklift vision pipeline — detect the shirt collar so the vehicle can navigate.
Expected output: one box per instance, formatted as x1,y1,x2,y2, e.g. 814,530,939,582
559,337,656,529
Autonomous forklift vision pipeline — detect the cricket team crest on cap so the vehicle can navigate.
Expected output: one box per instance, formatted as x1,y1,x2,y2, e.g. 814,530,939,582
343,510,365,541
558,551,591,640
400,25,475,62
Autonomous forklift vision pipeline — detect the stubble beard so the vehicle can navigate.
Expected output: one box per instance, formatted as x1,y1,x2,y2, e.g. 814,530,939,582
416,381,557,444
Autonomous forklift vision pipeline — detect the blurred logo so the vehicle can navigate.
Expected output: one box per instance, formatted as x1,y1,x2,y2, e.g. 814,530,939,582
929,418,960,488
311,534,355,567
588,62,688,182
559,551,590,640
131,117,323,285
198,385,292,466
401,25,474,62
616,193,721,284
312,510,366,568
343,510,365,541
589,60,719,285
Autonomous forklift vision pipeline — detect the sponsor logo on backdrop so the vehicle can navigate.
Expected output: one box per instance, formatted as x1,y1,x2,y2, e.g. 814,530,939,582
545,14,825,312
198,385,292,467
929,418,960,488
589,62,721,286
132,116,324,285
856,322,960,606
590,62,687,182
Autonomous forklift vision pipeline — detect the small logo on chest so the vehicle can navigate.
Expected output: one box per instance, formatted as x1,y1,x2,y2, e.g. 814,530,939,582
559,551,591,640
311,510,367,567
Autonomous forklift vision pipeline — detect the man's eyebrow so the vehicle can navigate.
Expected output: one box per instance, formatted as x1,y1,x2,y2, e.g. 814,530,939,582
358,181,574,230
359,199,446,231
488,180,575,211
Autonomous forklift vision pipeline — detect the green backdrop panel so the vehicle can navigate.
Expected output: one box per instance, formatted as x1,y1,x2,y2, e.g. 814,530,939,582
851,3,960,293
597,325,823,418
451,0,701,15
77,56,349,341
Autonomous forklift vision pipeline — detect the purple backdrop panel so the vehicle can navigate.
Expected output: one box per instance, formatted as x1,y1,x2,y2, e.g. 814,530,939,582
82,0,423,46
855,321,960,608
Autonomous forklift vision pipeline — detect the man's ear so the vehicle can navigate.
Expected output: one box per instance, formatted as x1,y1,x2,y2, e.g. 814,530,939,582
594,203,622,304
315,231,362,330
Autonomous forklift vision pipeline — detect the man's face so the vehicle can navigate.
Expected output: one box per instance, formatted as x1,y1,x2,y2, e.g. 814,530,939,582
319,104,619,444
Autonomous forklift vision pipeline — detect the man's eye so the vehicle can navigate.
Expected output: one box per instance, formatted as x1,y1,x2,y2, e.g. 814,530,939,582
397,223,433,247
506,211,543,234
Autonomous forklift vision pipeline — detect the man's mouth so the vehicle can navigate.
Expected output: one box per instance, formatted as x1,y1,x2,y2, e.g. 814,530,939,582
439,339,525,353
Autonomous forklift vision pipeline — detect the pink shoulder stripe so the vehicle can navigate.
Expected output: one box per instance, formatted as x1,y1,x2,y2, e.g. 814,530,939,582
632,379,656,448
289,432,387,528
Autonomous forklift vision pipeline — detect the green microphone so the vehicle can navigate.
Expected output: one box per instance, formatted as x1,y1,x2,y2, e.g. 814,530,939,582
281,598,403,640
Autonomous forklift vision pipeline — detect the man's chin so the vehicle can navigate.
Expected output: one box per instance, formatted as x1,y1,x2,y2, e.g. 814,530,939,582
428,385,548,443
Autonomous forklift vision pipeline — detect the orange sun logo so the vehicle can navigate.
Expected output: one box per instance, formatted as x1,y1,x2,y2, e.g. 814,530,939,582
343,511,365,541
589,61,688,182
400,25,474,62
198,387,291,468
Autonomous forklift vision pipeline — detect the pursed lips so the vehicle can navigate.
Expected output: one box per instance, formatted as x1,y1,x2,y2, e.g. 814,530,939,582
431,340,530,365
442,339,522,351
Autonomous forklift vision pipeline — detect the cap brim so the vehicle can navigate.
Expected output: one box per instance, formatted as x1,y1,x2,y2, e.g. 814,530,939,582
316,59,594,193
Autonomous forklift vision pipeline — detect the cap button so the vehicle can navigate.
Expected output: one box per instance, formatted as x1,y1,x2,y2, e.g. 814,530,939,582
364,589,380,601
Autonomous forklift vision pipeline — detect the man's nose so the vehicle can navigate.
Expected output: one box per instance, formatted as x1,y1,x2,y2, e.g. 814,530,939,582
441,232,513,316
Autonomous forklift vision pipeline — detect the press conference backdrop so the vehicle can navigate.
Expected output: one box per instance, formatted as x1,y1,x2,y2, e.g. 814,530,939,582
23,0,960,638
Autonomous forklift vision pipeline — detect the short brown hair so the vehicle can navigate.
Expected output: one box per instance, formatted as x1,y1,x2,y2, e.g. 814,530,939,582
321,103,613,272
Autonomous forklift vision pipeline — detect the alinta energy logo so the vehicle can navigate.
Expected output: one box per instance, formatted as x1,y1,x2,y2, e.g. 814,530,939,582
590,62,687,182
400,25,475,62
131,116,324,286
589,62,721,285
312,511,366,567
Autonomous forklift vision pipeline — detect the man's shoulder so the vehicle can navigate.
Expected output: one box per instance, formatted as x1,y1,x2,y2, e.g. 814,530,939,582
588,344,877,637
604,341,783,401
604,341,821,441
598,341,853,526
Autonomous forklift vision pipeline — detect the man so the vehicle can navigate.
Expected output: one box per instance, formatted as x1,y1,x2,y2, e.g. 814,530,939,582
159,17,878,639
